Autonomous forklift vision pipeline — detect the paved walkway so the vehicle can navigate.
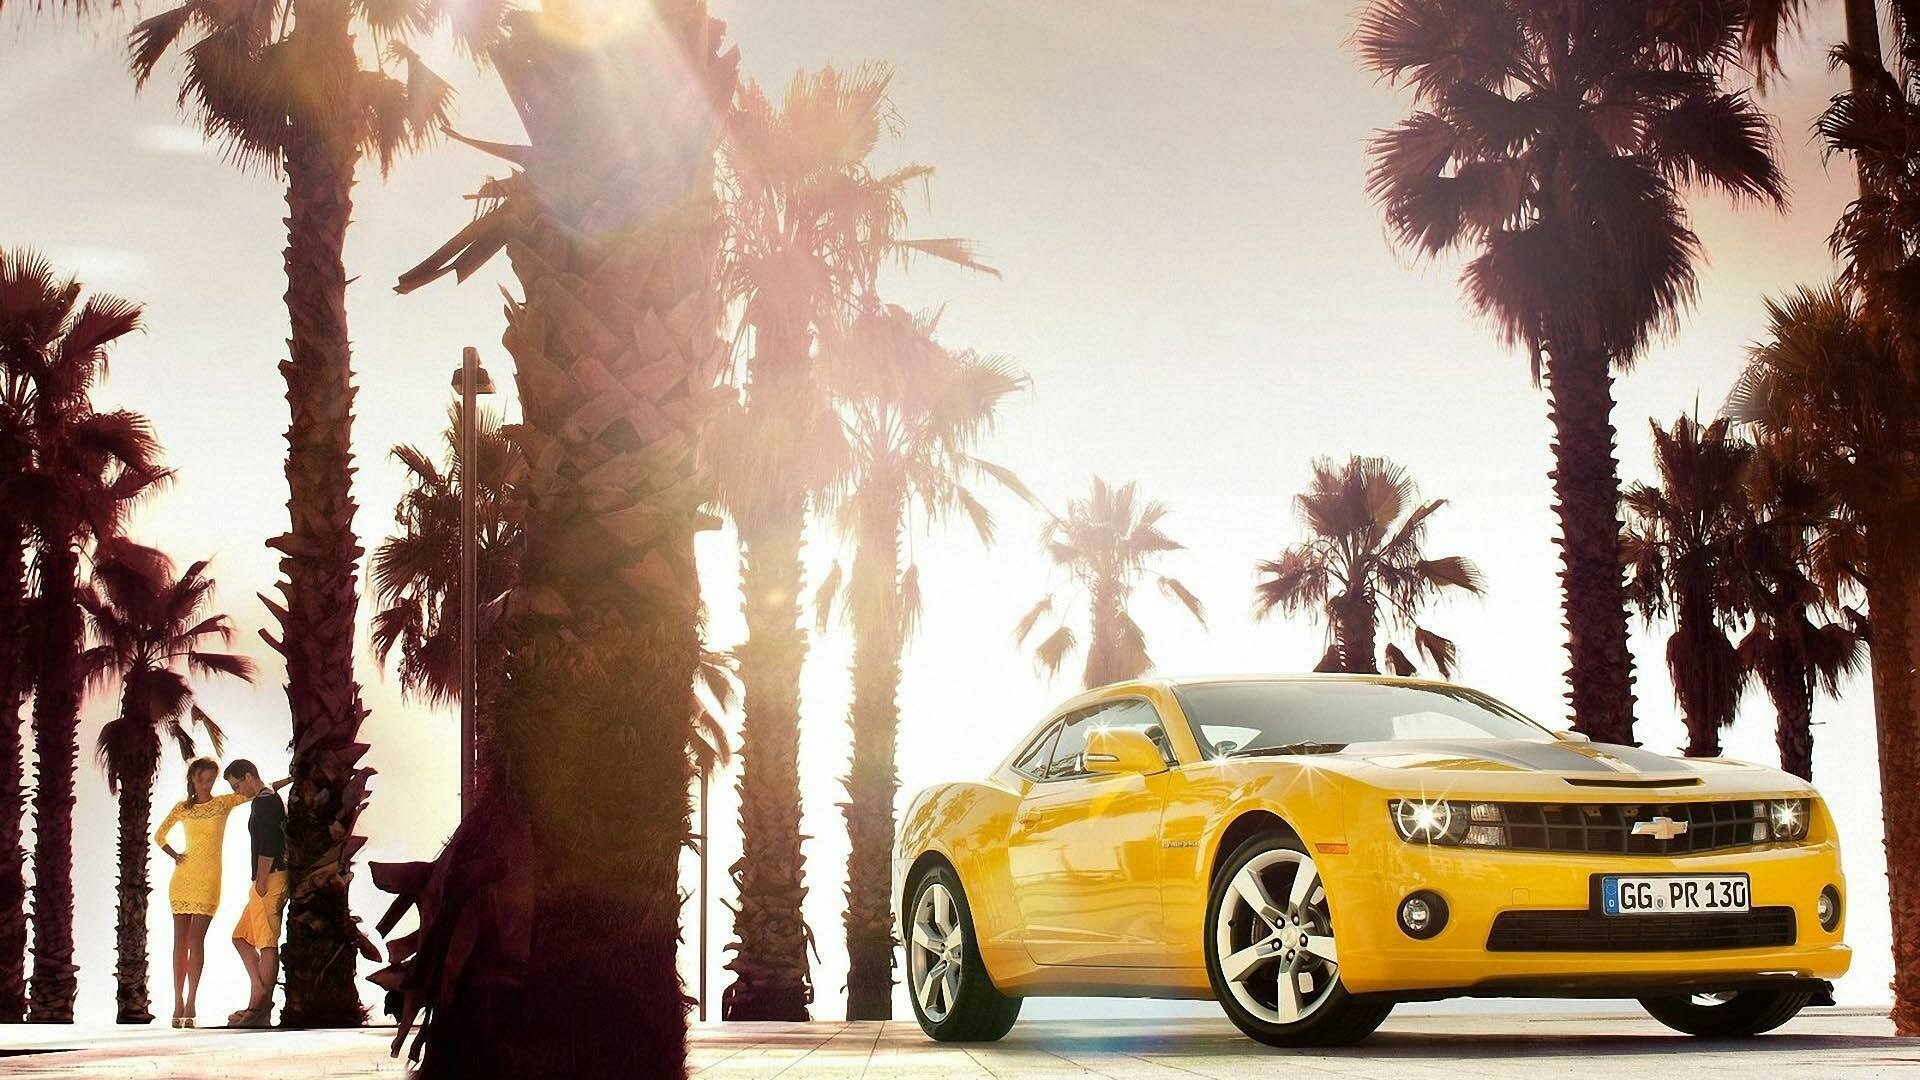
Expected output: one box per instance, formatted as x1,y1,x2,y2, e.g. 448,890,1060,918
0,1008,1910,1078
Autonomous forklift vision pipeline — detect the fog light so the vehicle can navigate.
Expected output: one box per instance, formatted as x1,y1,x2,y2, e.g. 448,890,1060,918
1818,885,1842,932
1397,890,1448,940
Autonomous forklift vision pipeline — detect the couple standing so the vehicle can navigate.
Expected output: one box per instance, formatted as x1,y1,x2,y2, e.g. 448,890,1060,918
151,757,290,1028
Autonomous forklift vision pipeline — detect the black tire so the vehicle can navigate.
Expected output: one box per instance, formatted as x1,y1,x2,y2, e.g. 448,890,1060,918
1204,830,1392,1047
1638,989,1811,1037
905,864,1021,1042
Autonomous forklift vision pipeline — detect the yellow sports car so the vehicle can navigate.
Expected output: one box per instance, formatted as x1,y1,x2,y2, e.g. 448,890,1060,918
894,675,1848,1046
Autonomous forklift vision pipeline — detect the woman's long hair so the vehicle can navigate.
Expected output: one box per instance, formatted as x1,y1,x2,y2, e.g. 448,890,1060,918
185,757,219,804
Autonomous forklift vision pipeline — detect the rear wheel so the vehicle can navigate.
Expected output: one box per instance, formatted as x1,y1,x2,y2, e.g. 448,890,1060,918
1638,989,1811,1037
1204,831,1392,1047
905,864,1021,1042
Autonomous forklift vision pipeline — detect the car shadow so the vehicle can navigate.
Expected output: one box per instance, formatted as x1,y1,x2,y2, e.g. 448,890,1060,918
993,1020,1910,1061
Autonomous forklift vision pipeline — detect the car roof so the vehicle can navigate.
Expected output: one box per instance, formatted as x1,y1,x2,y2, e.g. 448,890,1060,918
1037,672,1465,725
1141,672,1462,692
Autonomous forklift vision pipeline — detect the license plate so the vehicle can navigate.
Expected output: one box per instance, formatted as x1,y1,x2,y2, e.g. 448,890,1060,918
1601,874,1749,915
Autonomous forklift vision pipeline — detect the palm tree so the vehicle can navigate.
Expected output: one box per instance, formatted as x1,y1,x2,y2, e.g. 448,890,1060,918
0,249,165,1022
371,407,523,799
1358,0,1787,743
1736,443,1866,779
124,0,480,1023
81,543,253,1023
1622,417,1755,758
0,255,42,1022
712,63,991,1021
1728,283,1920,1031
1016,477,1205,688
380,3,737,1074
1252,455,1483,677
810,304,1027,1020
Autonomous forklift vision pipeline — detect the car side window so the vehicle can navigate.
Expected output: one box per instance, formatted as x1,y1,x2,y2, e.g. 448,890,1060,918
1010,721,1061,781
1043,699,1176,781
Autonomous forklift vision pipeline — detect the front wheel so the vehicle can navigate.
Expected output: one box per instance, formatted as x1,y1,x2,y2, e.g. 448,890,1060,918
1638,989,1811,1037
1204,831,1392,1047
905,864,1021,1042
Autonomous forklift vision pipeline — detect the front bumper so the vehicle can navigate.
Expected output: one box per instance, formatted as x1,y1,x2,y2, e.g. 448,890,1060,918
1327,833,1850,996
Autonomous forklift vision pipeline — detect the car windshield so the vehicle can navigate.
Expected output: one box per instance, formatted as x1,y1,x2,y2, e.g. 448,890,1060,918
1173,680,1552,757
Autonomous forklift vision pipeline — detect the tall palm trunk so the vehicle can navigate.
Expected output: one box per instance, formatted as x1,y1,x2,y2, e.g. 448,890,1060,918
1083,575,1124,688
1759,645,1816,781
1670,592,1738,759
270,26,373,1026
842,485,902,1021
110,694,160,1025
1543,347,1637,744
380,8,735,1075
1329,593,1378,674
1844,0,1884,99
725,314,813,1021
26,542,81,1022
0,520,28,1022
1869,522,1920,1035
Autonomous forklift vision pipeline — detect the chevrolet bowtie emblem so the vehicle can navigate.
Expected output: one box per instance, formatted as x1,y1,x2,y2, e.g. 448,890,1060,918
1631,816,1689,841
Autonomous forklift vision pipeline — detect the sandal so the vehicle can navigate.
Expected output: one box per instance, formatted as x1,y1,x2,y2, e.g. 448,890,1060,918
230,1007,272,1029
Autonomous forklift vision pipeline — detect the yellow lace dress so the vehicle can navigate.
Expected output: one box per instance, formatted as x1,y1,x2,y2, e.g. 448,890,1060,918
153,792,250,917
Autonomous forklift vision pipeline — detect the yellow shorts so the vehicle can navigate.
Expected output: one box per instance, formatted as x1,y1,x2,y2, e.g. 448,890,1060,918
232,871,288,949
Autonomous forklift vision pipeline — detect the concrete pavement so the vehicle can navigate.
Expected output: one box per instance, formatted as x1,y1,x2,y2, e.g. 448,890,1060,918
0,1007,1910,1078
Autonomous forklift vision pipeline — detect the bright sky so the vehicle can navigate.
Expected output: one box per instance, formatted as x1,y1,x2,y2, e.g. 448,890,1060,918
0,0,1893,1028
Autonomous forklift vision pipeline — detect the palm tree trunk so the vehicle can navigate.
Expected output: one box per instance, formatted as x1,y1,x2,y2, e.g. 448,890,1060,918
26,541,81,1023
1763,662,1815,782
1330,594,1378,674
0,519,29,1022
1543,347,1638,744
1670,598,1721,758
1868,523,1920,1035
380,9,734,1074
843,488,903,1021
269,81,373,1028
724,317,814,1022
112,722,159,1025
1844,1,1883,98
1083,575,1124,688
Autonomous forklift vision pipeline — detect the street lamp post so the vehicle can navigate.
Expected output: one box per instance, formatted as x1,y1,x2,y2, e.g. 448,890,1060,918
452,346,495,819
698,767,709,1022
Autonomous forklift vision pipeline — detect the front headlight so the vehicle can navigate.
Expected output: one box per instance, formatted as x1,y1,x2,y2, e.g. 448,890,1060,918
1392,798,1455,843
1768,798,1811,842
1391,799,1508,846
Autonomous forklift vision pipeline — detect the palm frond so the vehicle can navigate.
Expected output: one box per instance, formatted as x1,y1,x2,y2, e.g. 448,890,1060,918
1033,623,1077,678
1012,595,1053,645
812,560,844,634
1157,575,1206,627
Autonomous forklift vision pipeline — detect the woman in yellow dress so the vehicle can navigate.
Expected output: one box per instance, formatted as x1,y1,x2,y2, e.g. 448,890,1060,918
153,758,287,1027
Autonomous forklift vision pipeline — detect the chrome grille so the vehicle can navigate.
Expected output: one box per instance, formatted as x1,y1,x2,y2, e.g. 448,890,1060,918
1490,801,1772,855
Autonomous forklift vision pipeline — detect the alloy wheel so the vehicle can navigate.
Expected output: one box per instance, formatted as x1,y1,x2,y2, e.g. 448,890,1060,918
1214,848,1339,1024
910,882,964,1022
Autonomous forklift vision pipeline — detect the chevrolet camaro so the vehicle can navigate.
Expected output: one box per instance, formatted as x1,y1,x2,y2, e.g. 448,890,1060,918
893,675,1848,1046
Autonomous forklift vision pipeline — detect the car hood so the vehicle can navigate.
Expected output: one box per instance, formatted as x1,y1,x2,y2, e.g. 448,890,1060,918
1333,738,1704,780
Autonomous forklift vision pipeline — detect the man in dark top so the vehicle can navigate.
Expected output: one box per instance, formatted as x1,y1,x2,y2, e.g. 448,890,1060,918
223,759,287,1028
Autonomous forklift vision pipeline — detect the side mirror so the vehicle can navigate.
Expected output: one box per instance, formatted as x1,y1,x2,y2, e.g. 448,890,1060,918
1083,727,1168,777
1554,729,1592,744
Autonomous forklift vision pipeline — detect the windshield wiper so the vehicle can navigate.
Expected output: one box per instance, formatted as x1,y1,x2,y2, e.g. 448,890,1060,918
1222,740,1347,759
